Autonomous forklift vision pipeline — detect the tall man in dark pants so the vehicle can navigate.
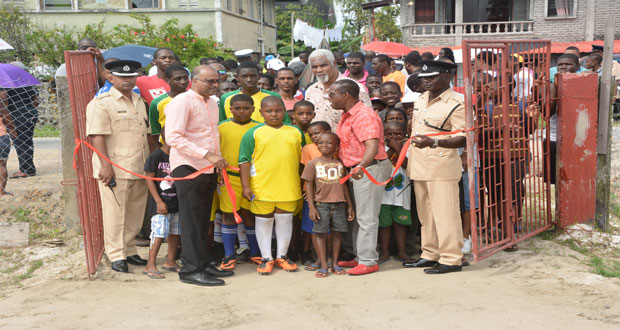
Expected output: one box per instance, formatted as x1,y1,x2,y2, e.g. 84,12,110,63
165,65,233,286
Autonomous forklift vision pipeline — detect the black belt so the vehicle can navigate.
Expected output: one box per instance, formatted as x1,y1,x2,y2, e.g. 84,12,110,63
353,158,386,169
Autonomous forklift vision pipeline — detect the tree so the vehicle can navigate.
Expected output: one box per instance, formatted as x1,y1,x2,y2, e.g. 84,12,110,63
337,0,402,50
0,2,32,65
275,3,323,60
375,5,402,43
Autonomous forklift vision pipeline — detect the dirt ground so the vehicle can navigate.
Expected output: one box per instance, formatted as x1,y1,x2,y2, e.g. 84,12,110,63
2,137,620,329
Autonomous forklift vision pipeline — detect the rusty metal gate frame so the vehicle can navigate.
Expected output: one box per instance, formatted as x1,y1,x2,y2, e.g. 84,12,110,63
64,50,104,278
462,40,553,262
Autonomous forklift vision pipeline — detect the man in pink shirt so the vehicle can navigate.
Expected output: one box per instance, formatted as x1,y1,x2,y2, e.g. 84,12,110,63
329,79,391,276
164,65,232,286
343,52,369,87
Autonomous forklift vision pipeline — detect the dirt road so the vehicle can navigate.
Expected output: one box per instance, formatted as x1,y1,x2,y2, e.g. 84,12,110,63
0,237,619,329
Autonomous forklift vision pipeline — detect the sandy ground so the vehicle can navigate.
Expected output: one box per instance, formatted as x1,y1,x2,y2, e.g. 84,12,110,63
2,135,620,329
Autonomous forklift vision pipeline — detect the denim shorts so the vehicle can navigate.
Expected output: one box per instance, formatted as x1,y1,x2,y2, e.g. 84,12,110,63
313,202,348,233
150,212,180,240
0,135,10,160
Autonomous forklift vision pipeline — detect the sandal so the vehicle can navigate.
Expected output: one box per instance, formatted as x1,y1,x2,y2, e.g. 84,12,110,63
377,257,389,265
162,266,181,273
10,171,33,179
315,269,328,278
331,265,347,275
304,263,320,271
142,270,165,279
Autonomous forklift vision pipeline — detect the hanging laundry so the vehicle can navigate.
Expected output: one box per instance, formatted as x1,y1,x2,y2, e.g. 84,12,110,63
293,19,343,49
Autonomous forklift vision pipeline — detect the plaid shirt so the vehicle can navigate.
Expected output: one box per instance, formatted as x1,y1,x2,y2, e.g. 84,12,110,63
336,101,388,168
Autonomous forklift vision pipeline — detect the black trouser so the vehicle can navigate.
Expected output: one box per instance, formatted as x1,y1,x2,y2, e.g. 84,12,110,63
543,140,556,184
172,165,217,275
11,116,37,175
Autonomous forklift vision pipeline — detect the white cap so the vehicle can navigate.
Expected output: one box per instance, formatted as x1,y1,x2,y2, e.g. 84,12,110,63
266,59,285,70
401,92,420,104
234,49,253,58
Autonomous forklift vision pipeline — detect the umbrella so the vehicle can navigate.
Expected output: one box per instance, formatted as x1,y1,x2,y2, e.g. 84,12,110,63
103,45,157,67
0,38,14,50
362,41,413,58
0,63,40,88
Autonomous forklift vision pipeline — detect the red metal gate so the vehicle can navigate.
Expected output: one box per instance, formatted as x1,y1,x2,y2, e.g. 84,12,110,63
556,73,599,227
462,40,553,261
64,51,104,278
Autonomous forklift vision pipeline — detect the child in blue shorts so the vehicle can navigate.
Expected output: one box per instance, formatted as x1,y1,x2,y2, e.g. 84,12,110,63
143,141,181,279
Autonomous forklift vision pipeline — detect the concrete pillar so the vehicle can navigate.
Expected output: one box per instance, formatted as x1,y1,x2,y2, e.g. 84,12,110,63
55,73,81,236
455,0,463,45
584,0,595,41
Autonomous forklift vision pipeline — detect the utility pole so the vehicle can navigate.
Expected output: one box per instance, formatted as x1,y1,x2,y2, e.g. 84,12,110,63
291,12,295,58
595,14,615,231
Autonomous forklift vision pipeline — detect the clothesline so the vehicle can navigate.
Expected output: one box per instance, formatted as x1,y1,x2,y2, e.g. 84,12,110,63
293,19,343,49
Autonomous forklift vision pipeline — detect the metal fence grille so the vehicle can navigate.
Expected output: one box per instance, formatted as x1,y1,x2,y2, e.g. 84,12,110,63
462,40,553,262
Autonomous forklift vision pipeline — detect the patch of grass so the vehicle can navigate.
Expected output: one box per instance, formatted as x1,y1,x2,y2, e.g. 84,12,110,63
12,207,32,222
0,265,19,274
536,228,558,240
16,260,43,281
33,124,60,138
589,256,620,279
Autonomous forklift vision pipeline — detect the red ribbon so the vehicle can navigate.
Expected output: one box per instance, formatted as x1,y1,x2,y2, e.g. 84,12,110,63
73,139,242,223
339,127,479,185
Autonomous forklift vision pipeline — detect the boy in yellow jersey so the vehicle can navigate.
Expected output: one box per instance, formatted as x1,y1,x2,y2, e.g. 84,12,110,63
219,62,291,124
239,96,305,275
217,94,260,270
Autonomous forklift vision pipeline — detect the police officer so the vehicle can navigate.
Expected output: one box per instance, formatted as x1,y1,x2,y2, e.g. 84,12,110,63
403,60,466,274
86,60,150,273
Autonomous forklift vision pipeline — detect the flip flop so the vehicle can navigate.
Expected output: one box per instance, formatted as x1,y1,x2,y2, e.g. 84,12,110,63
10,172,32,179
377,257,389,265
162,266,181,273
331,265,347,275
142,271,165,279
315,269,328,278
304,263,320,271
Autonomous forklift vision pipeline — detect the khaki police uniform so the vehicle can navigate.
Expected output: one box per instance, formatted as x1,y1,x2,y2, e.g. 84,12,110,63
407,88,465,266
86,87,149,262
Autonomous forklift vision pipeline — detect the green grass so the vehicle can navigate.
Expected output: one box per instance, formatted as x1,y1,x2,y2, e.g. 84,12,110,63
9,207,62,241
15,260,43,281
564,239,620,279
33,124,60,138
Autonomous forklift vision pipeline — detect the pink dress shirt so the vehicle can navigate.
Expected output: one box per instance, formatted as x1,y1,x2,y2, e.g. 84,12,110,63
164,89,221,173
336,101,388,168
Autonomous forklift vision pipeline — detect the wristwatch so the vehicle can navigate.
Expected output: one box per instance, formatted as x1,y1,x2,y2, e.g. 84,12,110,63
431,139,439,148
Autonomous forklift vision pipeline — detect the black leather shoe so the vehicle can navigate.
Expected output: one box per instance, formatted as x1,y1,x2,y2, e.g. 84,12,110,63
111,260,128,273
179,272,225,286
127,255,148,266
402,258,438,268
424,263,462,274
204,265,234,278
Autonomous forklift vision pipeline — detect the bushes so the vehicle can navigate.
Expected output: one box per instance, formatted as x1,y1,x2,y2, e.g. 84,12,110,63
2,6,232,72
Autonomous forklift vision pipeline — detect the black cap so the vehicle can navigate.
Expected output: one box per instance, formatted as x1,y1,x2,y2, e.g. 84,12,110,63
591,44,604,52
104,60,141,77
417,60,457,77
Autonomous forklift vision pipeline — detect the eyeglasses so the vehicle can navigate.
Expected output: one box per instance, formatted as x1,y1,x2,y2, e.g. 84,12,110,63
195,78,219,85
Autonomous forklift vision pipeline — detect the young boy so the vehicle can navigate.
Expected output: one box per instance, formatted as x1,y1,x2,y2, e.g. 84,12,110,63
299,121,331,266
217,94,261,269
292,101,316,145
143,138,181,279
239,96,305,275
378,121,413,263
302,132,354,277
379,81,403,121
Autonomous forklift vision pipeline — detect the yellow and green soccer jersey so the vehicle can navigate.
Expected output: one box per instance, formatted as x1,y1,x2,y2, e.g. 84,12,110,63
157,96,172,132
219,89,291,124
239,124,305,202
218,119,260,175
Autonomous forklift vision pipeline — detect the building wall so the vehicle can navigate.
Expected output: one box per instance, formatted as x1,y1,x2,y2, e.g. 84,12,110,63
401,0,620,48
24,0,276,53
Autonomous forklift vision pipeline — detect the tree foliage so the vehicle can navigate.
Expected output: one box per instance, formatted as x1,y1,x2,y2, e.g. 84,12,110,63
0,2,31,65
337,0,402,50
275,3,323,60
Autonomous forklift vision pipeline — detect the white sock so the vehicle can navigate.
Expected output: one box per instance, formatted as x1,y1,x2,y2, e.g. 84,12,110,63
274,213,293,258
255,216,275,260
237,222,249,250
213,213,223,243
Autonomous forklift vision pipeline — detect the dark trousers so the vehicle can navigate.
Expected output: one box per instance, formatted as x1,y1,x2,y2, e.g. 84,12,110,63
543,140,556,184
11,117,37,175
172,165,217,275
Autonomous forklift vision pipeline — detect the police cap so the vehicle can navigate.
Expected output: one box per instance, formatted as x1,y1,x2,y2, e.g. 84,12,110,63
417,60,457,77
104,60,141,77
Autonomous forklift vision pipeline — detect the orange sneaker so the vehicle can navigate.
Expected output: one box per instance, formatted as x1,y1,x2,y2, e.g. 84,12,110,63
257,259,275,275
275,257,298,272
250,256,262,265
220,256,236,270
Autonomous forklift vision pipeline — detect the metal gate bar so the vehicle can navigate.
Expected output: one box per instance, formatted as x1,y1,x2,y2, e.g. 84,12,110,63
463,40,553,262
64,50,103,278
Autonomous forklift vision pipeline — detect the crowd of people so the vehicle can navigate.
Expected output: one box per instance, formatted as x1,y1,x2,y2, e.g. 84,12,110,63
16,37,613,287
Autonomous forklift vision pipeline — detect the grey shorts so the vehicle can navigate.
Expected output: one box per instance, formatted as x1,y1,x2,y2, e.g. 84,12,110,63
313,202,348,233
